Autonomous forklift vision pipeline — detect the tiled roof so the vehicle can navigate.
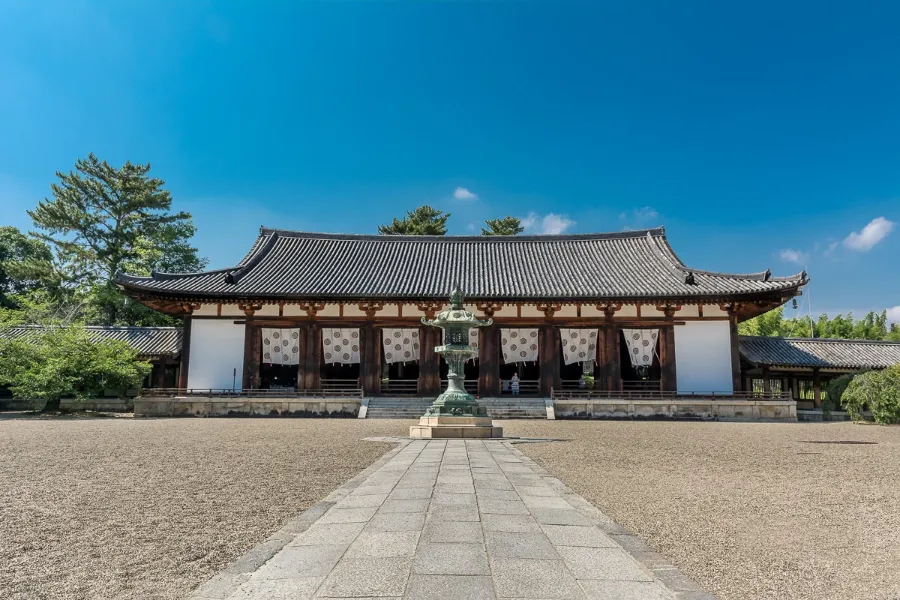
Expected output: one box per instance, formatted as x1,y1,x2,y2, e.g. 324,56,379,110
0,326,182,358
739,335,900,370
116,227,807,302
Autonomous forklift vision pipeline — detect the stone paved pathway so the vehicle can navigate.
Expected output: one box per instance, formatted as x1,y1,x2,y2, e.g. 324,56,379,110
193,439,714,600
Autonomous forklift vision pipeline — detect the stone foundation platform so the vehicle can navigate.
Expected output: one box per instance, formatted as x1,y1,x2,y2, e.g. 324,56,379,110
134,396,361,418
554,398,797,421
409,414,504,438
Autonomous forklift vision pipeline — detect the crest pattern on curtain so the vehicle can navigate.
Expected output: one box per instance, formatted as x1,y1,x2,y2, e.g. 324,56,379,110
621,328,659,367
559,328,598,365
501,328,539,364
262,328,302,365
322,328,361,365
382,328,420,364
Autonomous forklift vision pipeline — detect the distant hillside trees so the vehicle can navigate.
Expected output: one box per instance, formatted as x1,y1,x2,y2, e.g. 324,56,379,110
739,307,900,341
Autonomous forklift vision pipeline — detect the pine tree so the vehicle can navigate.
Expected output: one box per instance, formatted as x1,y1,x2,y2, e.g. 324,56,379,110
482,216,524,236
27,154,206,324
378,205,450,235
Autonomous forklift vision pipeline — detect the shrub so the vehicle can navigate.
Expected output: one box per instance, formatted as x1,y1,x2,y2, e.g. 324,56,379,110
841,366,900,424
824,373,857,413
0,325,151,411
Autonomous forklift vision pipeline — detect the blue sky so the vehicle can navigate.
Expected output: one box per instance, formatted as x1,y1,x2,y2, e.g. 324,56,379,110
1,1,898,322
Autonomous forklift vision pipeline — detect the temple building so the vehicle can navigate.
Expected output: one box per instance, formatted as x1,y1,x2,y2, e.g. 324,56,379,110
116,227,808,407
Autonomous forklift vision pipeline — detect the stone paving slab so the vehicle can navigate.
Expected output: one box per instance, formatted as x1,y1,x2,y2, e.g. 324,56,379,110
191,439,715,600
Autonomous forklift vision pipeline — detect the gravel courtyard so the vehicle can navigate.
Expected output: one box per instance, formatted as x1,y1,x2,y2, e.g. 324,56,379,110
0,417,408,600
503,420,900,600
1,418,897,600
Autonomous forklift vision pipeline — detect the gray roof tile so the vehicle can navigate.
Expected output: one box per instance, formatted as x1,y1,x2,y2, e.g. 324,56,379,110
0,326,182,358
116,227,806,301
739,335,900,370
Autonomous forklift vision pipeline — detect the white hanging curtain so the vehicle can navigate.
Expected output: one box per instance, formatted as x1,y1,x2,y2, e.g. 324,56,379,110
501,328,539,364
382,328,420,364
621,328,659,367
262,328,301,365
322,328,361,365
559,328,598,366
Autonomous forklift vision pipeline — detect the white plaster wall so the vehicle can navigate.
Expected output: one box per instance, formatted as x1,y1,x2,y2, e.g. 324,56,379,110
674,321,734,393
188,319,246,390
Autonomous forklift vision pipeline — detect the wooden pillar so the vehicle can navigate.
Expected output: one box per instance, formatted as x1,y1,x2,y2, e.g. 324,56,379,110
360,324,381,396
539,325,561,397
813,368,822,408
762,366,771,395
295,325,308,389
302,323,321,390
149,361,164,388
242,323,262,390
728,309,742,393
418,325,440,397
594,327,608,389
478,324,500,397
660,307,678,392
178,315,192,389
603,309,621,391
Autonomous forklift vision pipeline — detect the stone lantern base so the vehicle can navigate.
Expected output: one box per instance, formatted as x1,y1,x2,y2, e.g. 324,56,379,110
409,415,504,439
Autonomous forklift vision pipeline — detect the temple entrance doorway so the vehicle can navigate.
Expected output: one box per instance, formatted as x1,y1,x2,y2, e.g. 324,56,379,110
499,361,539,396
260,363,298,390
619,329,661,392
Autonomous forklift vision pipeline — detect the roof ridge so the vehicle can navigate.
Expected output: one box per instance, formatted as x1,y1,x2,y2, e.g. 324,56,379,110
740,335,900,345
5,325,182,331
225,231,279,285
652,234,806,284
256,227,667,242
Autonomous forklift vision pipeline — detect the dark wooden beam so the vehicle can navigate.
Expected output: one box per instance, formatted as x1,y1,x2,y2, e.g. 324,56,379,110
152,362,166,388
302,323,321,390
242,322,258,390
728,309,742,393
660,307,678,392
594,327,608,390
177,315,192,388
539,325,561,396
418,325,441,397
603,309,621,391
360,323,381,396
478,324,500,397
813,368,822,408
295,325,308,389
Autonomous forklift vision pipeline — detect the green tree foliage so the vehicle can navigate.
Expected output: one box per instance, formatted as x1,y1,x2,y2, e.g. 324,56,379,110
0,325,151,411
25,154,206,325
824,372,858,413
738,306,899,341
482,216,524,236
840,366,900,424
0,226,57,308
378,205,450,235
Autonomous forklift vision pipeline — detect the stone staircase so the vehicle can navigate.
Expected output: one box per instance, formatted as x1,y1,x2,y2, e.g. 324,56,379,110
364,397,548,419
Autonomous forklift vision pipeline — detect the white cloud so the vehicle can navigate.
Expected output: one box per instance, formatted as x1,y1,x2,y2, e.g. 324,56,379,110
778,248,807,265
887,306,900,324
619,206,659,230
633,206,658,220
520,212,575,235
453,187,478,201
843,216,895,251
